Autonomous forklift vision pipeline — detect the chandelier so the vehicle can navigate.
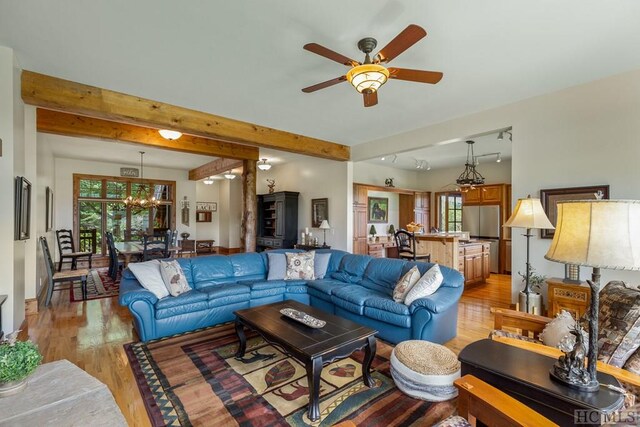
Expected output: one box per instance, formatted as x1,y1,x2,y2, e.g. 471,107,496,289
123,152,161,208
456,140,485,189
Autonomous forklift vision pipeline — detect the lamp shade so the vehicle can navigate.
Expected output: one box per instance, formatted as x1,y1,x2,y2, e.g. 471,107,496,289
319,220,331,230
504,197,554,230
545,200,640,270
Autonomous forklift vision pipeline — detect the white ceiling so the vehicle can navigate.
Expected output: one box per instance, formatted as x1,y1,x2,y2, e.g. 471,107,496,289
2,1,640,148
363,131,511,170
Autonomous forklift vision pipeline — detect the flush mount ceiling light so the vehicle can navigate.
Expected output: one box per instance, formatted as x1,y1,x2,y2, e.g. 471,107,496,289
158,129,183,140
203,176,214,185
497,130,512,142
456,140,485,188
257,158,272,171
224,171,236,180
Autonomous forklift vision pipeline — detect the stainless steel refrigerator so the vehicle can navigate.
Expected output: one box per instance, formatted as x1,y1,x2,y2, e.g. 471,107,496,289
462,205,500,273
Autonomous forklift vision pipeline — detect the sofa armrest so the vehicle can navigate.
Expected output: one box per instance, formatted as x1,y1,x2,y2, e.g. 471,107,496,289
490,307,552,340
409,286,463,314
455,374,557,426
118,279,158,306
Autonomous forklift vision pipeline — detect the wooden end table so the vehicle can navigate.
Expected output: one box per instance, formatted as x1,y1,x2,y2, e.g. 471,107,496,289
234,300,377,422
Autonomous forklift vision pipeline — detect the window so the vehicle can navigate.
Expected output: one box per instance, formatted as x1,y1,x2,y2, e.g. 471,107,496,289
437,192,462,232
74,175,175,255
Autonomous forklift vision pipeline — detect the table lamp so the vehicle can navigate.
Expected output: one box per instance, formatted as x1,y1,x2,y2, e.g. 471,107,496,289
545,200,640,391
503,195,555,313
319,220,331,247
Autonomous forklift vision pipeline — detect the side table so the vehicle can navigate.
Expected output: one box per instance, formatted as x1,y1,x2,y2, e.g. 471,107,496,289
459,339,624,426
546,278,591,318
0,359,126,425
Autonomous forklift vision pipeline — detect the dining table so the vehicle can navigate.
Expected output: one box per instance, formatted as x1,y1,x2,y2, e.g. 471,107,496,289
114,241,180,267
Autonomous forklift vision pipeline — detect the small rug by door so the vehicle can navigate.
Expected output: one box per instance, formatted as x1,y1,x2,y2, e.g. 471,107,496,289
124,325,456,426
70,267,120,302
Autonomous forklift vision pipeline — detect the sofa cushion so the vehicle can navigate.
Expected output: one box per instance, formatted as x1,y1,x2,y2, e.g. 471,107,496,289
128,260,169,299
365,296,411,316
598,281,640,368
229,253,267,280
155,290,209,320
267,252,287,280
330,254,372,284
159,259,191,297
405,264,444,306
307,279,348,300
332,285,385,315
198,283,250,300
285,251,315,280
314,252,332,279
364,295,412,328
191,256,236,289
393,266,420,303
285,284,308,294
361,258,407,296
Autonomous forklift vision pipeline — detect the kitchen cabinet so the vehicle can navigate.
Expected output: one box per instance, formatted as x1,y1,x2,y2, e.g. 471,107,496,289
458,242,491,285
462,184,504,205
414,191,431,228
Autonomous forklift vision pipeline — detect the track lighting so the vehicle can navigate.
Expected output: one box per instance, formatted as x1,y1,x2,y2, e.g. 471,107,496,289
392,154,398,163
496,153,502,163
474,152,503,164
497,130,512,142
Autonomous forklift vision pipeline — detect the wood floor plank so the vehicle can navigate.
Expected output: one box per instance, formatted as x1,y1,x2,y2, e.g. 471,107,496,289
22,273,512,425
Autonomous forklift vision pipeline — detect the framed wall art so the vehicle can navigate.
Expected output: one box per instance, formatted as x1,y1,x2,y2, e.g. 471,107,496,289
540,184,610,238
311,198,328,228
15,176,32,240
196,201,217,212
368,197,388,223
46,186,54,232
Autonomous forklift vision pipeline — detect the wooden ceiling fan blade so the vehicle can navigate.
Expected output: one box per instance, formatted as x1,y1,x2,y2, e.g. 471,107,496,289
301,76,347,93
388,67,443,84
376,24,427,63
303,43,359,66
363,91,378,107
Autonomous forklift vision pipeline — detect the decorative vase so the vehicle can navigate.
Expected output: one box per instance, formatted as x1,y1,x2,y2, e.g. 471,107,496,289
0,378,27,397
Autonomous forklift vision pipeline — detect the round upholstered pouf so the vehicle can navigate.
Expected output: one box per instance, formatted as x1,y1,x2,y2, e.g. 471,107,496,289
390,340,461,402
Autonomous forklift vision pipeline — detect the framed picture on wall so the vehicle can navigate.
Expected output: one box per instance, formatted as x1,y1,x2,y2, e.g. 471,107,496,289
311,198,328,228
15,176,32,240
540,184,610,238
46,186,54,232
368,197,388,223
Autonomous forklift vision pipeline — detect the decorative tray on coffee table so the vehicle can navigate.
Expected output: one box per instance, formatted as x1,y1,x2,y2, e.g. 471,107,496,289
280,308,326,329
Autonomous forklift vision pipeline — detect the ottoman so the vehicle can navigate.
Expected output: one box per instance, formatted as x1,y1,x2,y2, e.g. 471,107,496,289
390,340,461,402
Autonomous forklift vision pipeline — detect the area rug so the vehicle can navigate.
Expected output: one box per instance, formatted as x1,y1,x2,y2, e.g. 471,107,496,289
70,267,120,302
124,325,456,426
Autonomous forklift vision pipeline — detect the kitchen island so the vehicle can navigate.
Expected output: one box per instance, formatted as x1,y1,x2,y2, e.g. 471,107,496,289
415,233,490,285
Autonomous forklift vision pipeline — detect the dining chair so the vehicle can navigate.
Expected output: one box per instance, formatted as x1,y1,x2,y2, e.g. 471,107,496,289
40,236,89,306
142,232,170,261
56,229,93,271
105,231,124,280
394,229,431,262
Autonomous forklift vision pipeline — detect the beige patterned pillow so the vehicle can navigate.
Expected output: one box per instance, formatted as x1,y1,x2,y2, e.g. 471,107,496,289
159,260,191,297
393,266,420,303
285,251,315,280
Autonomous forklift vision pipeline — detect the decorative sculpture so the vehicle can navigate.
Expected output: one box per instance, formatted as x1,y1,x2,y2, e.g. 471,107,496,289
385,178,395,187
550,323,592,389
266,179,276,194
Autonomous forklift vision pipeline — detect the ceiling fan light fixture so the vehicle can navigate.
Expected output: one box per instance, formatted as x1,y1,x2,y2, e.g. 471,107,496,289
257,158,272,171
158,129,183,140
346,64,390,93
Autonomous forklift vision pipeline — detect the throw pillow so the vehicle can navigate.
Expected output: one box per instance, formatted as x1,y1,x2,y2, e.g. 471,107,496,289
393,266,420,303
314,252,331,279
404,264,444,306
540,310,589,352
285,251,315,280
128,260,169,299
267,252,287,280
159,259,191,297
597,281,640,367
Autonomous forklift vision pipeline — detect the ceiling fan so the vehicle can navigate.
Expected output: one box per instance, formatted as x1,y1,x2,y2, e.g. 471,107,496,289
302,24,443,107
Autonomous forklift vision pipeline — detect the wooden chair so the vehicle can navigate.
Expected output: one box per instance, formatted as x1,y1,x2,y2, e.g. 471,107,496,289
40,237,89,306
142,232,170,261
394,229,431,262
105,232,124,280
56,229,92,271
177,239,196,258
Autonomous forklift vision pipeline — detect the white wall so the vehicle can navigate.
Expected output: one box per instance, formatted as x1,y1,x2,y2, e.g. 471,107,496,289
353,68,640,301
353,162,419,190
35,128,55,299
195,181,220,241
256,155,350,250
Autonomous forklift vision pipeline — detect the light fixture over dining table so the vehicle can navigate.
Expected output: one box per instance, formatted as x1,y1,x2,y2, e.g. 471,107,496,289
123,152,160,208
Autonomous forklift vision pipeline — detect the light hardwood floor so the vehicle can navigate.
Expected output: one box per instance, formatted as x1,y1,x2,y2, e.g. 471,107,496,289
22,274,512,427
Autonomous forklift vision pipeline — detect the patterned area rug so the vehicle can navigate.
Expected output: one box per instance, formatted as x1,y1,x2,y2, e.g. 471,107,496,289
70,267,120,302
124,325,456,426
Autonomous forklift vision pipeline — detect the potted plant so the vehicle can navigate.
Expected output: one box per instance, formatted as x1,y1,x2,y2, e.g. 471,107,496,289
0,332,43,397
388,224,396,237
517,267,547,315
369,225,377,242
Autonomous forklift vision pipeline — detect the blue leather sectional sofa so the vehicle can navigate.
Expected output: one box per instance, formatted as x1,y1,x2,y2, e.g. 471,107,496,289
119,249,464,344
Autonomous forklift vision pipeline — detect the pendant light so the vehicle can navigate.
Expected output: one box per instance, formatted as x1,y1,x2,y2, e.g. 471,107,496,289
123,152,160,208
203,176,214,185
456,141,485,188
257,158,272,171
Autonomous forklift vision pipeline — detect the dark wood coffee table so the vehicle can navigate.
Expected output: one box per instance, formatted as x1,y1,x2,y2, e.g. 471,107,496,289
234,300,378,421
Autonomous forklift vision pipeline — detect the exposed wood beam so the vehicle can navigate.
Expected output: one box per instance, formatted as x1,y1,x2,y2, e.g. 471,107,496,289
189,158,244,181
37,109,259,161
23,70,351,161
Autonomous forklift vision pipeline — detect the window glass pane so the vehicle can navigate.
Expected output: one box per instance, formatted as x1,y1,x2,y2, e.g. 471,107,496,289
106,181,127,199
453,222,462,232
153,204,171,233
454,195,462,208
455,210,462,221
78,201,103,253
79,179,102,198
154,184,171,201
439,195,447,229
131,183,151,198
106,202,127,242
130,206,150,240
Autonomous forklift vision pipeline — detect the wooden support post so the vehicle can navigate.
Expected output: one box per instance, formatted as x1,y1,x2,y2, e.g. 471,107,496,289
242,159,257,252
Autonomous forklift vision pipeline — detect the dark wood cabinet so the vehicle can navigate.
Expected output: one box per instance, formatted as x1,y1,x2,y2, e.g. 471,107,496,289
257,191,299,251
